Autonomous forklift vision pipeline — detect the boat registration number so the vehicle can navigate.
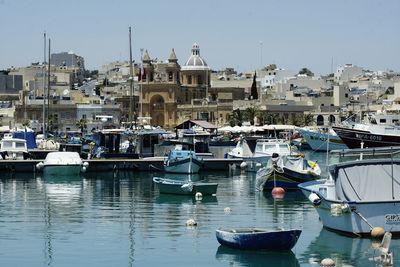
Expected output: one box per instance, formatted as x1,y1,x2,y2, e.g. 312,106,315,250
385,214,400,224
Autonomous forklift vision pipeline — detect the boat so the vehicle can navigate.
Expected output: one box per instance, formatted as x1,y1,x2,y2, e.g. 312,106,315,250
256,153,321,190
36,151,89,176
215,228,302,250
253,139,295,159
0,137,30,160
332,112,400,149
153,176,218,195
227,136,268,172
298,127,348,151
164,145,203,174
332,124,400,149
298,157,400,237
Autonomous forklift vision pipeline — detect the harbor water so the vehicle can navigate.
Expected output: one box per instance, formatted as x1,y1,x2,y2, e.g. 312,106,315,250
0,151,398,266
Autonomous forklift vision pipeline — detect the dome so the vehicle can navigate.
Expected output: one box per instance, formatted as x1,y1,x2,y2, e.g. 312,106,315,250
181,43,210,71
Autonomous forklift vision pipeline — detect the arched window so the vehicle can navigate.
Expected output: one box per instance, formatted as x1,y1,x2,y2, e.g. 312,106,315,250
317,115,324,126
329,115,336,125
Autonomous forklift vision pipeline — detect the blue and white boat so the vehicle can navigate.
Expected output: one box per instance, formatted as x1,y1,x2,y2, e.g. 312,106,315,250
164,145,203,174
298,127,348,151
299,158,400,237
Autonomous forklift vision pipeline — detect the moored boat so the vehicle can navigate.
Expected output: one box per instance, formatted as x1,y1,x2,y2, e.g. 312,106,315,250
299,158,400,237
36,151,89,176
0,137,30,160
298,127,348,151
153,176,218,195
164,146,203,174
256,153,321,190
215,228,302,250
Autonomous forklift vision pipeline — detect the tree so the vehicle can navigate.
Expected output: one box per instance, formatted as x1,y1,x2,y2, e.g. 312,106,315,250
76,119,87,133
250,71,258,100
243,105,259,125
303,114,314,126
298,67,314,77
229,109,243,127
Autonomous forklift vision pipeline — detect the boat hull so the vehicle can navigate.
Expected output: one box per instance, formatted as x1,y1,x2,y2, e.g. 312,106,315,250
215,228,302,250
153,177,218,195
299,180,400,236
299,129,347,151
43,165,83,176
164,157,202,174
261,167,320,190
332,126,400,149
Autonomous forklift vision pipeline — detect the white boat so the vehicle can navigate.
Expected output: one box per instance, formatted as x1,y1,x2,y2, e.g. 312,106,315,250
298,127,348,151
227,137,270,172
253,139,294,158
0,137,29,160
164,146,203,174
299,158,400,237
36,152,89,176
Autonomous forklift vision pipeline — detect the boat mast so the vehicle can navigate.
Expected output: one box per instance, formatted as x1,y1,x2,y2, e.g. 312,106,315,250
47,38,51,135
42,32,46,138
128,26,135,128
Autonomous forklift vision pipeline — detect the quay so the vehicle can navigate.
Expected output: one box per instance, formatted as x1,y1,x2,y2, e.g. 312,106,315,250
0,158,243,172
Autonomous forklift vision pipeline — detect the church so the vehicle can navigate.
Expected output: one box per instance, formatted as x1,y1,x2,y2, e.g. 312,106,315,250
138,43,243,129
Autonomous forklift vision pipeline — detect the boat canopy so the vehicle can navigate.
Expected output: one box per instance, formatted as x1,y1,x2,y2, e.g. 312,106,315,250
330,159,400,202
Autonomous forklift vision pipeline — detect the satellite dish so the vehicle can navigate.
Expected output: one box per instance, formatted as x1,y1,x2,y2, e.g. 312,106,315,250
63,89,70,96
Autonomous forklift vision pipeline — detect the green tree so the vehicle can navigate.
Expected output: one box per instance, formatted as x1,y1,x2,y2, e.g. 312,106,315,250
243,105,260,125
229,109,243,127
298,67,314,77
76,119,87,133
250,71,258,100
303,114,314,126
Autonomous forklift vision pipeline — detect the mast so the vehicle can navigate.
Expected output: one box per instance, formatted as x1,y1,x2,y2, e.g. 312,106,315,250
129,26,135,127
42,32,46,137
47,38,51,134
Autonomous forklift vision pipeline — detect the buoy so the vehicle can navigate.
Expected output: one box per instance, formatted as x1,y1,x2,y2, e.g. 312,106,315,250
371,227,385,238
320,258,335,267
186,219,197,227
195,192,202,200
272,187,285,199
224,207,231,214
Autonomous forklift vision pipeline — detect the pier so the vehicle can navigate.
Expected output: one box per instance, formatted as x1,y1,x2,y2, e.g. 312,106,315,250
0,158,243,172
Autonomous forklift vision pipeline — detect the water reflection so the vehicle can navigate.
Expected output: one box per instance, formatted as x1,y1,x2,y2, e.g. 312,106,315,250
215,246,300,267
155,193,218,204
303,228,387,266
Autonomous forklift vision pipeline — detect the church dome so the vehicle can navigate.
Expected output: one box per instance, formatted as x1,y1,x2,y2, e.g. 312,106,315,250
181,43,210,71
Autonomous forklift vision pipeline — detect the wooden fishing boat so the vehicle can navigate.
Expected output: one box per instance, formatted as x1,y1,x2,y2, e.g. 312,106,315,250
215,228,302,250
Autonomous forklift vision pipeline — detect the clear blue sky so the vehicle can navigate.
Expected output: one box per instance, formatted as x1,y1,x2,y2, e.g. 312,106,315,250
1,0,399,75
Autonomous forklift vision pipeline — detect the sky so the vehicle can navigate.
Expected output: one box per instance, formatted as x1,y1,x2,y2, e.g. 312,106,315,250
1,0,399,75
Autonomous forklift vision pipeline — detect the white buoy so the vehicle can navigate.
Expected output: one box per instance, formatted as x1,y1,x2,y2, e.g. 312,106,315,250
240,162,247,169
224,207,231,214
195,192,202,200
186,219,197,227
321,258,335,267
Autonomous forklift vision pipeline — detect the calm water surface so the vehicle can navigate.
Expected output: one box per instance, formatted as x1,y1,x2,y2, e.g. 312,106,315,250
0,152,398,266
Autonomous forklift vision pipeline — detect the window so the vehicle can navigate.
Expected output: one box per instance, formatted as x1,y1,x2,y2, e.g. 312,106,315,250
345,93,348,98
198,75,202,84
168,72,173,82
188,75,192,84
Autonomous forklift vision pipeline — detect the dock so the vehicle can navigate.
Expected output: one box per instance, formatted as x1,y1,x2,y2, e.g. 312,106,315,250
0,157,243,172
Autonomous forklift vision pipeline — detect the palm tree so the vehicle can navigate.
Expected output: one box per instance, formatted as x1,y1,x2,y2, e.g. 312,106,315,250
229,109,243,126
303,114,314,126
243,105,260,125
76,118,87,133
